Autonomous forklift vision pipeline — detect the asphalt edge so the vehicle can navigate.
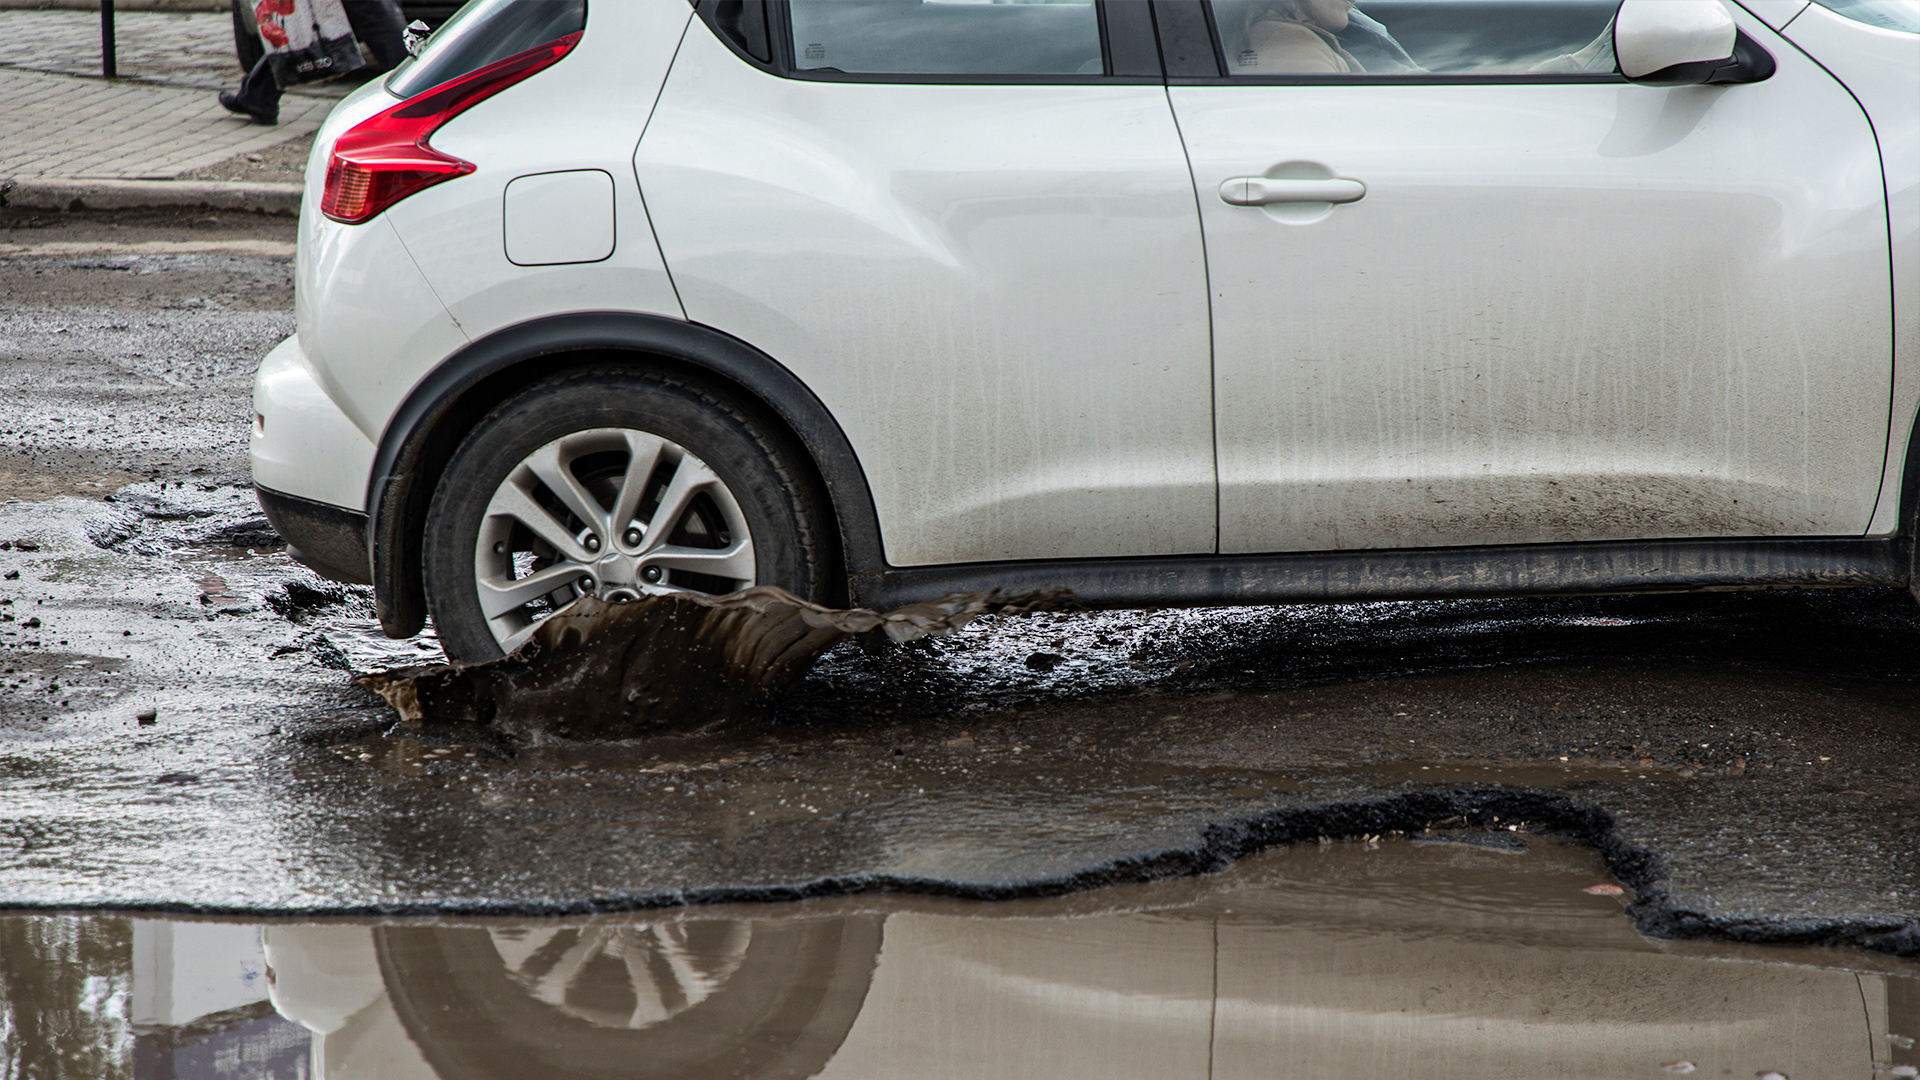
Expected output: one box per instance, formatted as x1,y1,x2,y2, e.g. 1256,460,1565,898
4,787,1913,960
0,176,302,215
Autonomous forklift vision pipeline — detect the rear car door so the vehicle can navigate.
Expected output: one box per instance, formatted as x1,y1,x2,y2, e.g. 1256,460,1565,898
637,1,1215,568
1163,0,1893,555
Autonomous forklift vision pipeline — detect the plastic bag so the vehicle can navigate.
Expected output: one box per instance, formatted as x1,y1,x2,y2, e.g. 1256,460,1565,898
252,0,364,87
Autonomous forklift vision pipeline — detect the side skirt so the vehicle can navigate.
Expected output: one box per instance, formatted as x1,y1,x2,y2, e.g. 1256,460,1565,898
850,537,1909,612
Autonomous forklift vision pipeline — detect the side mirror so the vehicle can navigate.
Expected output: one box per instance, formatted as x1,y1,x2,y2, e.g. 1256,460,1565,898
1614,0,1771,86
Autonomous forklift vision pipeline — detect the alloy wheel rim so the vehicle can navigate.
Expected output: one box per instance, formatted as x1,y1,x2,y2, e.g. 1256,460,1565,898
472,427,756,653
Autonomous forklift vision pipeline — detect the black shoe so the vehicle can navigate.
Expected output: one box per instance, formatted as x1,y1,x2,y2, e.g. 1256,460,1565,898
218,91,278,126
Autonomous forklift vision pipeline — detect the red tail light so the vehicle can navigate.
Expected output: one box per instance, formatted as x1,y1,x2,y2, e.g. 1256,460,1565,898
320,32,582,225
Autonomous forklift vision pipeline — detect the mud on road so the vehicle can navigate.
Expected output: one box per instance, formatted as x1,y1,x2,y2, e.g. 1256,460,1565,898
0,206,295,501
0,210,1917,971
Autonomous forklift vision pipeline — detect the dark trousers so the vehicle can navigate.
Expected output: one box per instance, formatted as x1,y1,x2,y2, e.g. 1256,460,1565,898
233,0,409,116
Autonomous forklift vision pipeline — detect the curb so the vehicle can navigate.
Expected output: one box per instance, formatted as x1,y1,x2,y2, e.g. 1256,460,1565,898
0,177,302,215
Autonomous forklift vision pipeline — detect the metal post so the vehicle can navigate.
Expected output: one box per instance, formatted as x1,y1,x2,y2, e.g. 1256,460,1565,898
99,0,116,80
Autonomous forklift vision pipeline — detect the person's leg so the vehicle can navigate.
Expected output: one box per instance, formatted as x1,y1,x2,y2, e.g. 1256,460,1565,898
342,0,409,73
219,54,282,124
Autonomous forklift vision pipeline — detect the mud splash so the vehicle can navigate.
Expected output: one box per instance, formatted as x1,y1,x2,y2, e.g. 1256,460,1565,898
357,588,1068,737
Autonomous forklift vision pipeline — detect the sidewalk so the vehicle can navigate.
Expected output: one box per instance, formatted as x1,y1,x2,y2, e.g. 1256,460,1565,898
0,10,356,213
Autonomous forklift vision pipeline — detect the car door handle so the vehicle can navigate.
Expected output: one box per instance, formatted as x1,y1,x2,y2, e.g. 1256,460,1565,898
1219,177,1367,206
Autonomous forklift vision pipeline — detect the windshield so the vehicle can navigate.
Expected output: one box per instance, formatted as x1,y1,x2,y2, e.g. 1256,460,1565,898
388,0,588,99
1811,0,1920,32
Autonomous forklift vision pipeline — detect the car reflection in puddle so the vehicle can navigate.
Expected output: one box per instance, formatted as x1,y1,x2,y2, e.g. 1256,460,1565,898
2,836,1912,1079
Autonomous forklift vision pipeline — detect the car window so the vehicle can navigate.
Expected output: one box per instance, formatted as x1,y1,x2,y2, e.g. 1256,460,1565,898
1810,0,1920,33
388,0,587,98
787,0,1104,76
1206,0,1621,77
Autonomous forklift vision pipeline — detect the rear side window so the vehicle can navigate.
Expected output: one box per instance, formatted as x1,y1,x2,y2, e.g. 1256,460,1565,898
388,0,588,98
1811,0,1920,33
788,0,1104,76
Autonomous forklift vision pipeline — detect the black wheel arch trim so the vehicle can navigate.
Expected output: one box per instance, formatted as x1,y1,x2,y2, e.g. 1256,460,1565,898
366,311,886,637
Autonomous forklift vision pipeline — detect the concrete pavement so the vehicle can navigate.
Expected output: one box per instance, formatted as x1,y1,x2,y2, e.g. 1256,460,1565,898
0,9,354,211
0,6,269,92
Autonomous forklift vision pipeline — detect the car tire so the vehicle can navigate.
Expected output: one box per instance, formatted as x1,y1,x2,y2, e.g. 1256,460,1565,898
422,367,832,663
232,0,264,74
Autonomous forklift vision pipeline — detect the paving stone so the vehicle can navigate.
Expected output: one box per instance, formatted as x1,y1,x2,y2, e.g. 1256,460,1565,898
0,10,356,185
0,67,333,181
0,9,349,96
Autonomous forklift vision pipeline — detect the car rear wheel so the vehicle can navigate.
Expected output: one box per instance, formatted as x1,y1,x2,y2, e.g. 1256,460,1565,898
422,368,831,662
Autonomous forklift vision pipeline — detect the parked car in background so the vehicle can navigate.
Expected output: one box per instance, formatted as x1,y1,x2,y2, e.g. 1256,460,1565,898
230,0,463,72
250,0,1920,662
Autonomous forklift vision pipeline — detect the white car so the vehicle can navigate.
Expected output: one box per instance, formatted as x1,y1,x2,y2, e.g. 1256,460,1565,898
249,0,1920,662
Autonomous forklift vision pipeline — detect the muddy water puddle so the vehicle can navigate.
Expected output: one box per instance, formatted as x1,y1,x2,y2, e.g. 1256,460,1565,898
2,837,1911,1079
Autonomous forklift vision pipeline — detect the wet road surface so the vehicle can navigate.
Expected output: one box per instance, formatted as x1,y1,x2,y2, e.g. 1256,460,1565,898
1,209,1918,977
5,837,1915,1079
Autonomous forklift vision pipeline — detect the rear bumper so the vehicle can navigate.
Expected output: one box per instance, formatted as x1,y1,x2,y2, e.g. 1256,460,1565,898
250,333,378,512
256,485,372,585
250,332,378,585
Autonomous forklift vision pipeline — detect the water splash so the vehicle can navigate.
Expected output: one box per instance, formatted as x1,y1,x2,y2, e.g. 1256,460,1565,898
357,587,1069,738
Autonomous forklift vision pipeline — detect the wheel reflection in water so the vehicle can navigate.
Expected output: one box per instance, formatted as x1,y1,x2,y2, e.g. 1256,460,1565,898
374,916,882,1080
490,921,753,1030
